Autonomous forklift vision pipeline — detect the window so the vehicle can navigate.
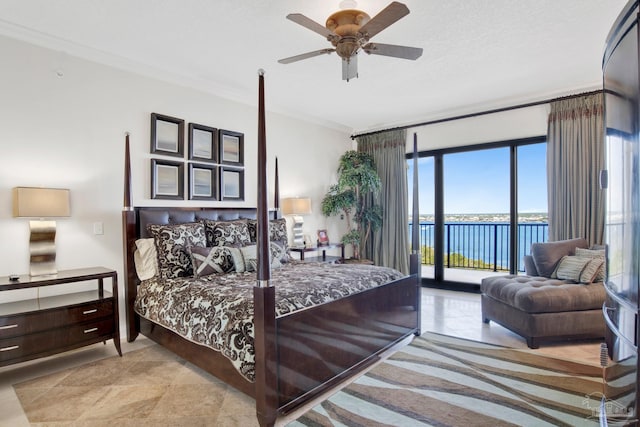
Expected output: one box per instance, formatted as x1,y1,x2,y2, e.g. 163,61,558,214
408,137,547,288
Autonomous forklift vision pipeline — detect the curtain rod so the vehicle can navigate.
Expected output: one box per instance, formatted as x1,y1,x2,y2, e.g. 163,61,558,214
350,89,603,140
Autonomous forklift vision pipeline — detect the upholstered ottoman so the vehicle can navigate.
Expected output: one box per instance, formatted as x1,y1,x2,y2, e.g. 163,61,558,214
481,275,606,348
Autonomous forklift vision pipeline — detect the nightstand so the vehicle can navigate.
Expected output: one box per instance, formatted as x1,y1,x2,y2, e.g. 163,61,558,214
0,267,121,367
290,244,345,263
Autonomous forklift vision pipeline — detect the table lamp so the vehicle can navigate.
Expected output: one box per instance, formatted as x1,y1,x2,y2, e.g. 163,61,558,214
281,197,312,247
12,187,71,276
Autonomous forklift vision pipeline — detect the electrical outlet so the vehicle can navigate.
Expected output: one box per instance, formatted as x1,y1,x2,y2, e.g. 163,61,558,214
93,222,104,235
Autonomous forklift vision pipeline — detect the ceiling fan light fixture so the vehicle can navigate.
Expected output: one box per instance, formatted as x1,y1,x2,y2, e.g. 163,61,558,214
335,37,360,59
280,2,421,81
339,0,358,10
326,9,370,36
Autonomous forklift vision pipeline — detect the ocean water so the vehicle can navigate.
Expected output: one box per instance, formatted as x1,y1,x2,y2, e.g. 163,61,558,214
409,222,549,271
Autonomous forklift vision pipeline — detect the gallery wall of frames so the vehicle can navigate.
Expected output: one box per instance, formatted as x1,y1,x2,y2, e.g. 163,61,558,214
149,112,245,201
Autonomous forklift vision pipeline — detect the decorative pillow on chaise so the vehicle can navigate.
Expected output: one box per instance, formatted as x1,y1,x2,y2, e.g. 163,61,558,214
530,238,589,278
202,219,252,247
575,247,606,282
189,246,243,277
553,255,604,284
148,222,207,279
133,238,158,280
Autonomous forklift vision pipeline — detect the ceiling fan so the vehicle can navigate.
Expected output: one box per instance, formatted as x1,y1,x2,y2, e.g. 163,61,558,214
278,1,423,82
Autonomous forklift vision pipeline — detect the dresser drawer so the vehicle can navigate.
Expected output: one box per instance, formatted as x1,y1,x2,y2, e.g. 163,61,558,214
0,299,113,339
0,317,114,364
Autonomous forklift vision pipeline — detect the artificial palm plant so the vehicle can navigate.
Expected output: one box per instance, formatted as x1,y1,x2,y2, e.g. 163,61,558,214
321,150,382,260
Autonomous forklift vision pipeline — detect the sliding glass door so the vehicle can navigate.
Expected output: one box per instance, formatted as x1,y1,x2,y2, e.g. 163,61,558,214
443,147,510,283
408,137,547,288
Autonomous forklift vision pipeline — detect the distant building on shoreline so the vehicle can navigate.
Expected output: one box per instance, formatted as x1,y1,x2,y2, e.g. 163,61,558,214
409,213,548,223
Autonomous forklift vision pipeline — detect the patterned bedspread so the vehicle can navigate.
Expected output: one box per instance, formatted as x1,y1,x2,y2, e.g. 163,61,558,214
134,261,405,382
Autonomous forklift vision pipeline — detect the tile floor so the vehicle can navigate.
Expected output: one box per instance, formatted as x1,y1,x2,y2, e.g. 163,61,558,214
0,287,604,426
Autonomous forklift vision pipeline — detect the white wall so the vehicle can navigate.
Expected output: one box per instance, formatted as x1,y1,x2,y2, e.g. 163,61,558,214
0,35,351,329
408,104,550,151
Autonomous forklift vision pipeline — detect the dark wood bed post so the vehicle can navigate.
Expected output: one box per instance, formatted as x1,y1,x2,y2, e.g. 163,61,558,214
122,133,139,342
410,133,422,334
253,69,278,427
274,157,280,217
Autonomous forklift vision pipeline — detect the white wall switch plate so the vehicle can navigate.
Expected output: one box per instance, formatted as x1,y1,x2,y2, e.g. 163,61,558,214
93,222,104,235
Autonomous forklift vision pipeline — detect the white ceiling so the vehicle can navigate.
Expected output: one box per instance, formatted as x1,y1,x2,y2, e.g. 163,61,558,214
0,0,627,134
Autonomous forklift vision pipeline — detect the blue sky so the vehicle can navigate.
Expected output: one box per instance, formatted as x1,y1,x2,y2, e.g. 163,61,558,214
407,143,547,215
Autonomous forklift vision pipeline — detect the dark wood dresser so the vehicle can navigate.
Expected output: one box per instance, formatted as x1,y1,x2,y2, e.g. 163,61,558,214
0,267,121,367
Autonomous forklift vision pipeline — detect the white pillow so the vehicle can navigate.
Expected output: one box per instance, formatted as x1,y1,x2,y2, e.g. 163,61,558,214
134,238,158,280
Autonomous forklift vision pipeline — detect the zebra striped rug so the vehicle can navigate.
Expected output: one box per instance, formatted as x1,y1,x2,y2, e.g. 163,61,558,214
290,332,631,427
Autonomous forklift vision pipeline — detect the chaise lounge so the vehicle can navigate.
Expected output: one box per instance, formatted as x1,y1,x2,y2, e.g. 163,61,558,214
481,238,606,348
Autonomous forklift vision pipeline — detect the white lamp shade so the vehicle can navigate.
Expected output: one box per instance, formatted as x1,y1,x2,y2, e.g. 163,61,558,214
13,187,71,218
281,197,312,215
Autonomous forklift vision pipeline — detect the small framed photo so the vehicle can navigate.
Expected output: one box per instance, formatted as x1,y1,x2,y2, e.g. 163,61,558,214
151,159,184,200
220,167,245,201
188,123,217,163
219,129,244,166
317,229,329,246
151,113,185,157
189,163,218,200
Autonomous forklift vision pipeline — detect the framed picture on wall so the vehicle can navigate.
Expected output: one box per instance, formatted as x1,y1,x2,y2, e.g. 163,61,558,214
188,123,217,163
188,163,217,200
219,129,244,166
151,159,184,200
220,167,244,201
151,113,185,157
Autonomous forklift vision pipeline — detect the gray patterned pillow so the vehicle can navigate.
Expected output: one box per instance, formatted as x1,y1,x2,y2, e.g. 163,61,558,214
148,222,207,279
202,219,252,247
269,218,288,248
189,246,243,277
247,218,289,249
271,240,290,263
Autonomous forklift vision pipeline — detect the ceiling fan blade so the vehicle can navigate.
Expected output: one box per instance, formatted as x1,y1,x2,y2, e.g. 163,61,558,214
363,42,423,60
286,13,336,39
358,2,410,39
342,55,358,82
278,48,335,64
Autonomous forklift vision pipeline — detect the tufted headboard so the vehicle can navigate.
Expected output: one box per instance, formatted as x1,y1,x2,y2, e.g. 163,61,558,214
136,207,261,238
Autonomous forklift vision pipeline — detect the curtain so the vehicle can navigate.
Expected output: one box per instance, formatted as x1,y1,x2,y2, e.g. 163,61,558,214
547,92,605,245
357,129,409,274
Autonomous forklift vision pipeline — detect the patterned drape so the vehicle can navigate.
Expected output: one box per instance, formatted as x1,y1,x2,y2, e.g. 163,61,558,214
547,92,605,245
357,129,409,274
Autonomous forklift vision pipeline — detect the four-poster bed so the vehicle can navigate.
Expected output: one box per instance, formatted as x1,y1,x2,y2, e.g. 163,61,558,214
122,71,421,426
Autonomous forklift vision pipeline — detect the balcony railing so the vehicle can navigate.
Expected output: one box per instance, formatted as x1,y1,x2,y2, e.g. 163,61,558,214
408,222,548,272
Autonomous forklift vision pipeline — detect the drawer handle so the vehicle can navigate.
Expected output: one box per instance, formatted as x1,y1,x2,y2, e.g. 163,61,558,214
0,345,19,352
84,327,98,334
83,309,98,315
0,324,18,330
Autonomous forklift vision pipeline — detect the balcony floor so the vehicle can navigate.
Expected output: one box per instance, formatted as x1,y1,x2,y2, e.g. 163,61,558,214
421,265,514,285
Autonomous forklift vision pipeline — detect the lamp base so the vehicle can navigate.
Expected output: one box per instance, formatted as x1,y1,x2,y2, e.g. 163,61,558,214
291,215,305,248
29,220,58,276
